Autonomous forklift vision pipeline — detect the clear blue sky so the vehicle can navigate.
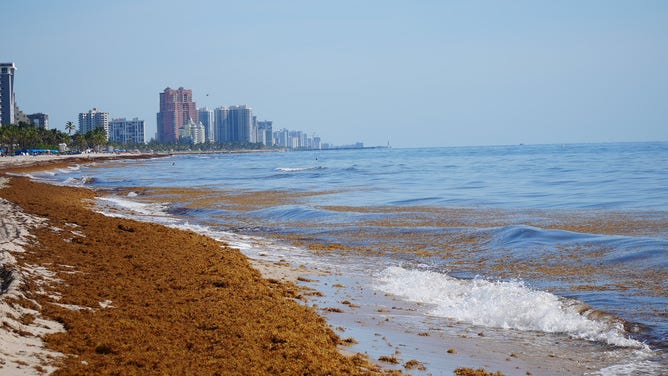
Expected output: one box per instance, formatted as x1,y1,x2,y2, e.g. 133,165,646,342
2,0,667,148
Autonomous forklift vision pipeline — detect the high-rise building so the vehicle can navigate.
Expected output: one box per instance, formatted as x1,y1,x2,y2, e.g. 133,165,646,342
257,120,273,146
249,115,258,142
214,106,229,143
109,118,145,144
179,118,206,144
0,63,17,126
198,107,214,143
312,136,322,150
227,105,253,143
79,108,110,137
27,113,49,129
274,128,289,148
157,87,198,144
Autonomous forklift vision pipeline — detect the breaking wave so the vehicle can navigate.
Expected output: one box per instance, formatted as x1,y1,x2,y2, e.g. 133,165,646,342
275,166,325,172
374,266,646,349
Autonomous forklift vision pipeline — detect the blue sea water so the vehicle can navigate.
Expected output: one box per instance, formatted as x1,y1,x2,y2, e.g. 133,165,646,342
37,142,668,374
88,142,668,210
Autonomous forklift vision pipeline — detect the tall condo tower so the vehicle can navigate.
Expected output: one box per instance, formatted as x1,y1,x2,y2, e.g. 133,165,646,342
79,108,110,137
0,63,17,126
227,105,253,143
198,107,214,143
157,87,198,143
214,106,229,143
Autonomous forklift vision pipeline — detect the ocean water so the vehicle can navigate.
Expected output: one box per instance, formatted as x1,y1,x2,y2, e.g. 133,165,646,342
35,142,668,375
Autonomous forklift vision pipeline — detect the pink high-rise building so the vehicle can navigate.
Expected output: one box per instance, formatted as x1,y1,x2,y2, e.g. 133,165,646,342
156,87,198,143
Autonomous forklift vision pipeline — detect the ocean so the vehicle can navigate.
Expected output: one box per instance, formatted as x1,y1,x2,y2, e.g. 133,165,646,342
34,142,668,375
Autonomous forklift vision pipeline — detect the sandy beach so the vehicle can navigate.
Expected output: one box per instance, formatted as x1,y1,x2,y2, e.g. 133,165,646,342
0,153,566,375
0,154,409,375
3,153,663,375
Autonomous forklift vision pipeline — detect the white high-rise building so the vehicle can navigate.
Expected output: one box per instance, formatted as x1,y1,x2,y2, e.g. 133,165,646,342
179,118,206,144
198,107,214,143
274,128,289,148
109,118,145,144
257,121,273,146
79,108,110,137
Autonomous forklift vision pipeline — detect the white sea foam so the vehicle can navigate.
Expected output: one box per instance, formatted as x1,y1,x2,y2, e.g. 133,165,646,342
598,358,666,376
62,175,95,186
275,166,321,172
374,266,646,349
57,165,80,174
96,196,171,219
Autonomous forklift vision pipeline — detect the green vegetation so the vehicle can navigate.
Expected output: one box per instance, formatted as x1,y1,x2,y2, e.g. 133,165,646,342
0,122,271,156
0,122,70,154
142,140,268,153
65,121,76,135
0,122,112,155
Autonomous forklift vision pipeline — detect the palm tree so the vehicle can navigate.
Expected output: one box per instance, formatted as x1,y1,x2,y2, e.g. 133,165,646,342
73,133,86,152
87,127,108,152
65,121,76,135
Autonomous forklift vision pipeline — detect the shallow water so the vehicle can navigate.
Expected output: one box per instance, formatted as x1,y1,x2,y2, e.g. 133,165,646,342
34,142,668,374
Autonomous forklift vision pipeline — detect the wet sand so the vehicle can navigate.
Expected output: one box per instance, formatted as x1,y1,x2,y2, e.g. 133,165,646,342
246,250,629,376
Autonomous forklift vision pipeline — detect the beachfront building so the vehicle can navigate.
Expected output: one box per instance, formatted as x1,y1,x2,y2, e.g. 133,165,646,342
27,113,49,129
227,105,253,143
312,136,321,150
273,128,289,148
213,106,229,143
287,130,304,148
214,105,253,143
79,108,110,137
251,115,258,143
270,128,325,149
178,118,206,145
0,63,17,126
257,120,273,146
157,87,198,144
109,117,145,144
198,107,214,143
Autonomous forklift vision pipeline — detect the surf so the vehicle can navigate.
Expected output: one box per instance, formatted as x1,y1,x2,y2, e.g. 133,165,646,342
374,266,647,349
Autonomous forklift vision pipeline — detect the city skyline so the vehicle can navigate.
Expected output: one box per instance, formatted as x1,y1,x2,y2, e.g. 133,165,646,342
2,1,667,148
1,64,345,148
0,61,352,149
0,62,336,149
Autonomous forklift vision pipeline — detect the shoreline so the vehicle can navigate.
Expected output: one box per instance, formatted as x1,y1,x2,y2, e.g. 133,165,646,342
1,153,636,375
0,155,664,375
0,158,399,375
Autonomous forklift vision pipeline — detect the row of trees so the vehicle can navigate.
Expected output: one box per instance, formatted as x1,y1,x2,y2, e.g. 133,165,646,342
143,140,266,153
0,122,108,155
0,122,270,156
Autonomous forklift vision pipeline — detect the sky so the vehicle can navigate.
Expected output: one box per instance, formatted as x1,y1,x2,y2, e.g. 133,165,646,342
2,0,667,148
